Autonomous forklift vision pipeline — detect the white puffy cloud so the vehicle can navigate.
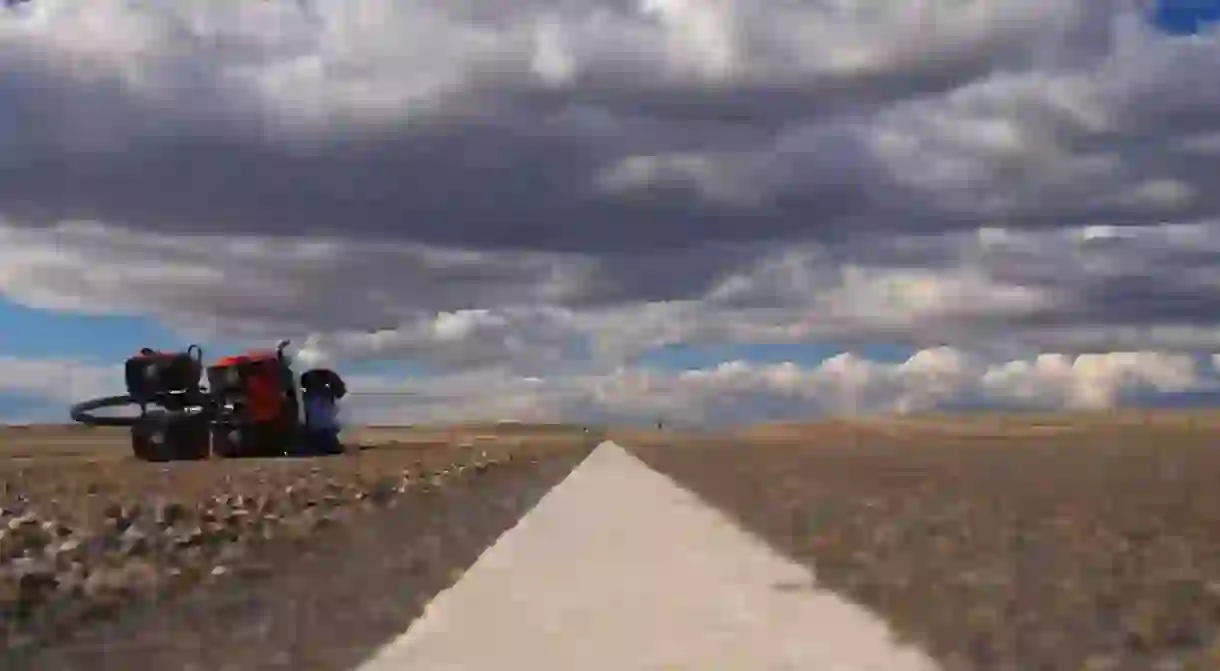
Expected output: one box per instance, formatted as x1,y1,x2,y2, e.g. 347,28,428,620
980,351,1201,410
580,349,1207,423
2,348,1210,426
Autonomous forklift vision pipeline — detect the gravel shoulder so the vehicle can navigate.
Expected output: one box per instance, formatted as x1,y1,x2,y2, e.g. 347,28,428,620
0,426,596,670
628,419,1220,671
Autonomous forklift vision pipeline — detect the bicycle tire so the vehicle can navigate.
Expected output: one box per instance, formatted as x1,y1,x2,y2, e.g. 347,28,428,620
69,395,141,427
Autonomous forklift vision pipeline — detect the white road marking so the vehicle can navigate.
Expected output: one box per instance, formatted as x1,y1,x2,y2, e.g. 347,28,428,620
356,441,942,671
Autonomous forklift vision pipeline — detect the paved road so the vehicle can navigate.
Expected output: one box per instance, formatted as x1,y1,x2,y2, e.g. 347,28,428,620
357,441,941,671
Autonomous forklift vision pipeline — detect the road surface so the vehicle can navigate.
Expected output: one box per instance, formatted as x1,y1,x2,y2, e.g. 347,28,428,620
357,441,941,671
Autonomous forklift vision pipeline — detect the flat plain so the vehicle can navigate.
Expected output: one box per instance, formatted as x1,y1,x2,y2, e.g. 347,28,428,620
0,423,599,670
627,412,1220,671
6,413,1220,671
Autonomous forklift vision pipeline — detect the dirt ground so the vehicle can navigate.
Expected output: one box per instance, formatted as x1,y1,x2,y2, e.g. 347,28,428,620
628,414,1220,671
12,416,1220,670
0,424,598,669
0,425,598,530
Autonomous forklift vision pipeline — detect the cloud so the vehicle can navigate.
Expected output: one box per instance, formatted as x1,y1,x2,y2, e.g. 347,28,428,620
2,1,1220,422
3,0,1218,247
0,222,600,337
294,307,588,373
8,219,1220,374
979,350,1201,410
575,348,1206,424
0,356,122,409
1,348,1208,426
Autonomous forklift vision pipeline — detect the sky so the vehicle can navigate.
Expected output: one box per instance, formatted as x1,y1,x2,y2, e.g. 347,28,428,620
1,0,1220,426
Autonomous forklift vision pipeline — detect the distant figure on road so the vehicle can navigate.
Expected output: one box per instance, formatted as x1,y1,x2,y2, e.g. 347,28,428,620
300,368,347,455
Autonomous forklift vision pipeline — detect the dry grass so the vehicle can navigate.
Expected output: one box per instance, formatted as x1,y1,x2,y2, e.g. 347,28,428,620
631,411,1220,671
736,409,1220,441
0,424,598,665
0,425,587,530
14,412,1220,670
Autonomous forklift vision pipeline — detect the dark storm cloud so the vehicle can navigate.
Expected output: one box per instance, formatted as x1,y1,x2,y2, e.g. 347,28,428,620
1,0,1215,257
0,96,911,252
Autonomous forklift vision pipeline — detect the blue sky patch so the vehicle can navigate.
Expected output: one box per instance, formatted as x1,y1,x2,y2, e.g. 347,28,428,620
0,297,179,362
1148,0,1220,35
